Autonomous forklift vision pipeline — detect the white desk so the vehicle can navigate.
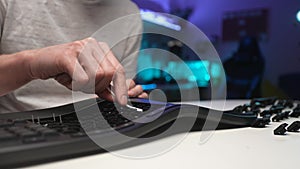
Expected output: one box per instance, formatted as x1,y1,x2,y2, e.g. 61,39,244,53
28,100,300,169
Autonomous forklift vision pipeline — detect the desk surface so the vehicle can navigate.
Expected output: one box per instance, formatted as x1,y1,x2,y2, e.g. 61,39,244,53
29,100,300,169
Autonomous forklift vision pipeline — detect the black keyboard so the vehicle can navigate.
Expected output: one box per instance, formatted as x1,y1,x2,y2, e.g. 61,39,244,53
0,97,298,168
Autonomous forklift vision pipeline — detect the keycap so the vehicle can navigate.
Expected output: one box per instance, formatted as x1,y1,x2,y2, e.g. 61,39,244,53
41,129,59,137
7,127,30,134
19,131,40,138
270,106,284,114
262,116,271,124
282,111,290,119
23,136,45,144
62,128,78,134
260,110,272,117
277,99,294,108
272,114,283,122
13,119,27,124
251,97,277,107
252,118,268,128
290,108,300,117
34,126,50,132
0,120,13,128
233,105,249,113
274,123,288,135
0,133,17,142
287,121,300,132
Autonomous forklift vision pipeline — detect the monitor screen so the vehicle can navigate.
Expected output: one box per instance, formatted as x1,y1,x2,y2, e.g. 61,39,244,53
133,1,223,101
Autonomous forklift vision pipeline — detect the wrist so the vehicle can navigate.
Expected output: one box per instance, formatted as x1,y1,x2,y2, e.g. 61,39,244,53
16,49,37,81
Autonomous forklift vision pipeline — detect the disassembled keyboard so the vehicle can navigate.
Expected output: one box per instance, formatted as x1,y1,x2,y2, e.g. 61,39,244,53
0,97,299,168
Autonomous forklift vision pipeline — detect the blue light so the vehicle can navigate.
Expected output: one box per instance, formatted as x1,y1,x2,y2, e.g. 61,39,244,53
140,9,182,31
297,10,300,23
141,84,157,90
165,76,172,82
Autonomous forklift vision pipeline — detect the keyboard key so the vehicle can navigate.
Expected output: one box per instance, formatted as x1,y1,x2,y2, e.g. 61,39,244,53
0,133,17,142
0,120,13,128
25,123,41,130
7,127,30,134
62,127,79,134
41,129,59,137
19,131,40,138
13,119,27,124
23,136,45,144
34,126,50,132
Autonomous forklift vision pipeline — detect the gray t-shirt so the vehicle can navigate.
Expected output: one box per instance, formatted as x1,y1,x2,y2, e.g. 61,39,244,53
0,0,142,113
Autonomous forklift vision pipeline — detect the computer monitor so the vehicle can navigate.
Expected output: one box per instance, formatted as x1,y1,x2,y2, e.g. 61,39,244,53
134,6,223,101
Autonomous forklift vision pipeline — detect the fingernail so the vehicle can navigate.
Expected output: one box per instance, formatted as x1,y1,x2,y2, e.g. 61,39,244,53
121,95,128,105
128,91,133,96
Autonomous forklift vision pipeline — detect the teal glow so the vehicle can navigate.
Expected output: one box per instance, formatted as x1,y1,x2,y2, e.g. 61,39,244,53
297,10,300,22
141,84,157,90
188,76,197,82
137,54,222,87
204,74,211,81
137,53,153,81
211,63,221,78
165,76,172,82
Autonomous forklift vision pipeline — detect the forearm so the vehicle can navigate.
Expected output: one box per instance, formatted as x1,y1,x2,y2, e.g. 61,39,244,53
0,51,33,96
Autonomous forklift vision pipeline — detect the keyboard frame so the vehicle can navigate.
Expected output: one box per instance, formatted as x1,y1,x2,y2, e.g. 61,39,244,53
0,98,259,168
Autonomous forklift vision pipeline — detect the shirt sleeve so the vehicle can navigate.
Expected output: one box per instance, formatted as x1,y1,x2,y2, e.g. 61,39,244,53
120,3,143,79
0,0,7,38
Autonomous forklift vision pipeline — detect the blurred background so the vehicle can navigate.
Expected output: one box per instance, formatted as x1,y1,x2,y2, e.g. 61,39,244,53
131,0,300,101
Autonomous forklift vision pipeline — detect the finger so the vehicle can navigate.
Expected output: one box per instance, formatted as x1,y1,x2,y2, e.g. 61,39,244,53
98,42,122,69
78,39,110,93
94,66,109,94
54,73,72,88
138,92,149,99
112,67,127,105
91,48,114,95
82,39,116,94
78,39,103,78
128,85,143,97
98,42,127,105
127,79,135,90
92,41,116,77
62,58,89,91
98,88,114,102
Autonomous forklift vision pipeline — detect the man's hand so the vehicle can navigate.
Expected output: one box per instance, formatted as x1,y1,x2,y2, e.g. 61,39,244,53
28,38,128,105
127,79,148,98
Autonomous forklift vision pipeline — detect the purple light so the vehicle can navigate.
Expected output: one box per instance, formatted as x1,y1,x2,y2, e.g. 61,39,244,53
140,9,182,31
